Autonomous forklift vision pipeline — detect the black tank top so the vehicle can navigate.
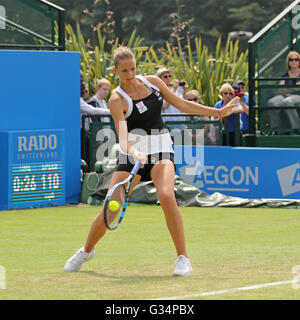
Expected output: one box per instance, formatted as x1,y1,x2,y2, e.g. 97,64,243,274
115,75,173,155
126,88,167,134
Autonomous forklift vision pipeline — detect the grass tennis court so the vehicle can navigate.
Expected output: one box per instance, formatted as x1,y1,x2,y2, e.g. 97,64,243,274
0,205,300,300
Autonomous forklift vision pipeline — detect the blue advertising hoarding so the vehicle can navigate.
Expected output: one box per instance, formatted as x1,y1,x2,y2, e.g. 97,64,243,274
0,50,80,208
175,146,300,199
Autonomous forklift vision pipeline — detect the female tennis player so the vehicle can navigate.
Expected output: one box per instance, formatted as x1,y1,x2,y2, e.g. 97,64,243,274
64,46,240,276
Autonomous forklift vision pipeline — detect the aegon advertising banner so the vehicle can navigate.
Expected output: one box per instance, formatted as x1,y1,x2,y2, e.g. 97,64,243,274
175,146,300,199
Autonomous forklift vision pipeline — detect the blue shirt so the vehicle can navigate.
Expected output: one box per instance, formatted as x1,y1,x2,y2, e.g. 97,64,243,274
214,100,239,132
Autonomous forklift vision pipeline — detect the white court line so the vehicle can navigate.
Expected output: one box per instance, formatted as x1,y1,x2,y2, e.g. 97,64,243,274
149,280,293,300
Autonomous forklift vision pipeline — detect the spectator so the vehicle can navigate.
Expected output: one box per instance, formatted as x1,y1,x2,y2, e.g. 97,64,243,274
233,80,249,134
214,83,245,146
88,78,114,153
80,80,110,166
80,80,110,131
184,89,211,145
267,51,300,134
87,78,112,123
157,67,188,132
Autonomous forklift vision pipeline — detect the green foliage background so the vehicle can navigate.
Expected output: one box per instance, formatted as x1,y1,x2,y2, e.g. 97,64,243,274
50,0,292,105
63,24,248,107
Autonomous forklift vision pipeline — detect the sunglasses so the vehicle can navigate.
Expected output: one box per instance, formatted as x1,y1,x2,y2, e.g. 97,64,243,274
187,98,198,102
163,74,172,79
222,92,233,96
289,58,300,61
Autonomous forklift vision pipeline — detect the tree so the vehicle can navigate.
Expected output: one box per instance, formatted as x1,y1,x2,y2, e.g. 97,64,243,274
183,0,293,50
51,0,295,52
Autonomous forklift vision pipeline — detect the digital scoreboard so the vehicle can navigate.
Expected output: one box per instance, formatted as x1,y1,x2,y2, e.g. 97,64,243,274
0,130,65,209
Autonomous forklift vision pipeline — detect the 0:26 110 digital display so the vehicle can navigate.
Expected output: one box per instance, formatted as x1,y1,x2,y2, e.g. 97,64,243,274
12,162,63,202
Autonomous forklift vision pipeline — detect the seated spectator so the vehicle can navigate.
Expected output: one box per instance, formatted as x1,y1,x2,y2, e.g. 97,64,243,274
80,80,110,131
213,83,245,146
87,78,112,123
233,80,249,134
80,79,110,167
184,89,211,145
88,78,114,151
267,51,300,134
157,67,188,132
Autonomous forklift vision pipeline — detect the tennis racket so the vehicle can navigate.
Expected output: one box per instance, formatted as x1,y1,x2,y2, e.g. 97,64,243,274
103,160,142,230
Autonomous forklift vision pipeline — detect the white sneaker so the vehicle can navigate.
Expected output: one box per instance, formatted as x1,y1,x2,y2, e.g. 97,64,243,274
64,247,95,272
173,255,193,276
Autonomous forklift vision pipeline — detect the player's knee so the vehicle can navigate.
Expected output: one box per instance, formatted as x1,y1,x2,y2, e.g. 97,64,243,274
158,190,175,206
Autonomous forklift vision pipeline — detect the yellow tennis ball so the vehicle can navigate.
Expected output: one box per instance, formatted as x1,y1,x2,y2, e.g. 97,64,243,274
109,200,120,212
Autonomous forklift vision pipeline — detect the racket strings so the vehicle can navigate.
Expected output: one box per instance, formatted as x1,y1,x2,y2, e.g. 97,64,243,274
106,184,125,228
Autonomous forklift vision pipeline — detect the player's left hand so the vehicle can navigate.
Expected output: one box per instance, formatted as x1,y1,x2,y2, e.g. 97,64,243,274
219,96,240,117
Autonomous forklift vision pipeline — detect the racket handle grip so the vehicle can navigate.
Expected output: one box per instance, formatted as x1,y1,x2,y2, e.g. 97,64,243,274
131,160,142,175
